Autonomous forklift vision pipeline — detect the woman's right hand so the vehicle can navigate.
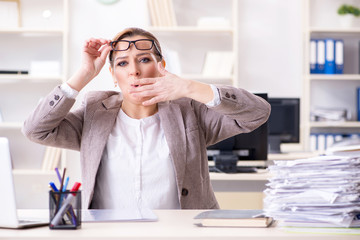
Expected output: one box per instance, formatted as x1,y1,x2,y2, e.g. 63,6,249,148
67,38,112,92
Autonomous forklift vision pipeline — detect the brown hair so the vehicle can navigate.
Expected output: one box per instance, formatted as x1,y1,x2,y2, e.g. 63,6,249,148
108,27,163,67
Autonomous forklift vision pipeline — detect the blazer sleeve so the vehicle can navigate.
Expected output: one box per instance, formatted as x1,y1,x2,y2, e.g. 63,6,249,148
22,85,84,151
194,86,271,146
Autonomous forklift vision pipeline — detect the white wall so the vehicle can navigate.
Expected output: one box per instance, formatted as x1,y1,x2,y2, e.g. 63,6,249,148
237,0,303,98
68,0,303,99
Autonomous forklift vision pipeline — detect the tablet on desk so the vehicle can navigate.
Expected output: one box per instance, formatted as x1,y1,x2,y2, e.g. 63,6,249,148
82,209,158,222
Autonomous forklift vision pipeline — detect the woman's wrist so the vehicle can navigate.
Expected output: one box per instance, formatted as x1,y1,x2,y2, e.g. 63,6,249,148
66,68,94,92
186,79,214,104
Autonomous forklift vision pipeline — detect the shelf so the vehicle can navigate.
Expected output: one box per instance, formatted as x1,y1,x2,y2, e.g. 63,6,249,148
173,75,233,87
308,74,360,81
0,28,64,34
310,121,360,128
309,27,360,33
13,169,54,176
181,74,233,81
0,74,63,83
0,122,22,129
148,26,234,33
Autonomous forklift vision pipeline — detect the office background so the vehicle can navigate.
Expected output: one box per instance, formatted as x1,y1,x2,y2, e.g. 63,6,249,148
65,0,304,193
2,0,360,209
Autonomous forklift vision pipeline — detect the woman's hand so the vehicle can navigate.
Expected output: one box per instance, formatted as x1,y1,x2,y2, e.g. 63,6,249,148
67,38,112,92
129,62,214,106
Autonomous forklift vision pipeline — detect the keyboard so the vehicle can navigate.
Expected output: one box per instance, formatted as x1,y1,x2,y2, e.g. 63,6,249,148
209,166,258,173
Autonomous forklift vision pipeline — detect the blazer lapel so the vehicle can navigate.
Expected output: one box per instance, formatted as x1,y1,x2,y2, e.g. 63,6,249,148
82,93,122,207
158,102,187,192
89,94,122,168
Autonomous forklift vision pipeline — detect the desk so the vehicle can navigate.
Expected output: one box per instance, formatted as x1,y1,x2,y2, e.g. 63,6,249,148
210,169,270,192
1,210,358,240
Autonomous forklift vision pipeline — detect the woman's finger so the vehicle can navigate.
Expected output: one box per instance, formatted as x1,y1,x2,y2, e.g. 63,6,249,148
132,77,157,86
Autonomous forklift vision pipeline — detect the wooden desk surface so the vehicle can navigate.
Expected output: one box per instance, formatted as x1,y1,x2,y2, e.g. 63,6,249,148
1,210,358,240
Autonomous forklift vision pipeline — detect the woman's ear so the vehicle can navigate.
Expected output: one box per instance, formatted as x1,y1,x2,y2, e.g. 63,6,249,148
157,60,167,76
109,66,117,87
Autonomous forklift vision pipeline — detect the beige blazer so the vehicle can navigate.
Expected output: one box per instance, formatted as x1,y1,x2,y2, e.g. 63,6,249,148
22,85,270,209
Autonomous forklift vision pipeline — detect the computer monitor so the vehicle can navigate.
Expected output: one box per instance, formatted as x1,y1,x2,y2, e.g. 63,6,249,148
268,98,300,153
207,93,268,172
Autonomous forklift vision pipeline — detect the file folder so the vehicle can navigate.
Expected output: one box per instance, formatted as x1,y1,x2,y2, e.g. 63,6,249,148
335,39,344,74
316,39,325,74
324,38,335,74
310,39,317,74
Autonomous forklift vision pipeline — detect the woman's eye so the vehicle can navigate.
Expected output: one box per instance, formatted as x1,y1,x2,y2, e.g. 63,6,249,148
117,61,127,67
140,57,150,63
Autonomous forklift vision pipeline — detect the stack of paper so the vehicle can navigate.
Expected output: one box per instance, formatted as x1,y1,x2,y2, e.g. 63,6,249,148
264,155,360,227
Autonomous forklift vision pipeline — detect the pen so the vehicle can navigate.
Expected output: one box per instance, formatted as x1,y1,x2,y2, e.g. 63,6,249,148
55,167,62,184
49,182,59,192
56,168,67,212
59,176,70,210
62,176,69,192
59,168,67,193
56,168,66,210
50,182,81,227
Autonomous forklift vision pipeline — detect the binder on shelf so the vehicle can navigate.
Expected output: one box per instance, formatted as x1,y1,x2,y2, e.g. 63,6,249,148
310,39,317,74
147,0,159,27
41,146,61,171
359,41,360,74
316,39,325,74
309,133,344,152
147,0,177,27
0,0,20,28
357,87,360,121
202,51,234,77
167,0,177,26
324,38,335,74
335,39,344,74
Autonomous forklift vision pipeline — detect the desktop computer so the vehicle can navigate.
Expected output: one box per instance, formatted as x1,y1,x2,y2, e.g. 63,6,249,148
207,93,268,173
267,98,300,153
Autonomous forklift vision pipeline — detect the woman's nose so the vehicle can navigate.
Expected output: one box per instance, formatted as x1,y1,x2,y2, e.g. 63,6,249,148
129,62,140,76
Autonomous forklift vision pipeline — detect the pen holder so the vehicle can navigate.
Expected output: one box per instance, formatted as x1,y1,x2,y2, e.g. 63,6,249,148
49,190,81,229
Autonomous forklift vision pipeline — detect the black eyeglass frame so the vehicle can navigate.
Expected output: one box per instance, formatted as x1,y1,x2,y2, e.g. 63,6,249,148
110,39,163,60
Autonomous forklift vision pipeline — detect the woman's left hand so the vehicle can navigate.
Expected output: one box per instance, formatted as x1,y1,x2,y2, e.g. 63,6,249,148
129,62,214,106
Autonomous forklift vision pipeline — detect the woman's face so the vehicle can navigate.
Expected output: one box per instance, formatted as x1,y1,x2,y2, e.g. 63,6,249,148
110,35,162,105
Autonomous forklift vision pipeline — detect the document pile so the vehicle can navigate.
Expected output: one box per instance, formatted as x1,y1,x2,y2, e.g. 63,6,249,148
264,155,360,227
310,107,349,122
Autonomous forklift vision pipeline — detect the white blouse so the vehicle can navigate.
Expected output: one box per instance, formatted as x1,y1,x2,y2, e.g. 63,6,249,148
91,109,180,209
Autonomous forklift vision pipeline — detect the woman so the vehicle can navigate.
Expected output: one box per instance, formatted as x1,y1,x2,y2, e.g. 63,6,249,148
22,27,270,210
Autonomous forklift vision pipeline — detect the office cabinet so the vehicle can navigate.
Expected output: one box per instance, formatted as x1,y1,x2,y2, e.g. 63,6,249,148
302,0,360,151
0,0,69,207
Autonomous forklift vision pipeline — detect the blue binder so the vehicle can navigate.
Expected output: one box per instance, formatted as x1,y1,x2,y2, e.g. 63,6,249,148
324,38,335,74
316,39,325,74
357,87,360,121
335,39,344,74
310,39,317,74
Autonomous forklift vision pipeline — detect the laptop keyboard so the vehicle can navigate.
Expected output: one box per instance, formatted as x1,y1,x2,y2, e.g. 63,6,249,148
19,219,42,224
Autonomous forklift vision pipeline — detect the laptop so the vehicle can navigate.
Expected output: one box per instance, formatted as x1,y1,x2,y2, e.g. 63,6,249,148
0,137,48,228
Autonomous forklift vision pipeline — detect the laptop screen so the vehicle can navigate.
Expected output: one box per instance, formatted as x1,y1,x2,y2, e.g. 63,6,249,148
0,137,21,228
